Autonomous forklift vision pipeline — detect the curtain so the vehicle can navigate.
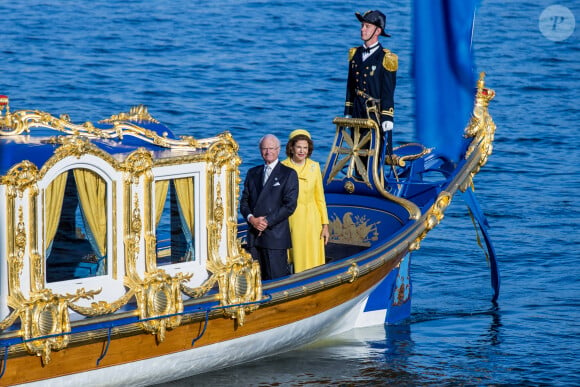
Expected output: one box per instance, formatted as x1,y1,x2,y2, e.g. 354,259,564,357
73,169,107,272
44,171,68,256
173,177,194,261
155,180,169,227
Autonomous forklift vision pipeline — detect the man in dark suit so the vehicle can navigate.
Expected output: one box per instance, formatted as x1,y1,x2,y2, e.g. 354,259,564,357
240,134,299,280
344,10,397,156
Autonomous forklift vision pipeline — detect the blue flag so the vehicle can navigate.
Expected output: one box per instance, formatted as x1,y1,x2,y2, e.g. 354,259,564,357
413,0,478,162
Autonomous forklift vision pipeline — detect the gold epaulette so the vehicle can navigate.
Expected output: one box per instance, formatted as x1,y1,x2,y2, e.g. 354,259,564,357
382,49,398,72
348,47,357,61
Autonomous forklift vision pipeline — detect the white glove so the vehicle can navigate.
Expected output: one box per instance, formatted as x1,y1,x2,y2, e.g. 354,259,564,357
381,121,393,132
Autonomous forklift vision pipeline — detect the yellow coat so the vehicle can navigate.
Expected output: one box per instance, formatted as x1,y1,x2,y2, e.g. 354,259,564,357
281,158,329,273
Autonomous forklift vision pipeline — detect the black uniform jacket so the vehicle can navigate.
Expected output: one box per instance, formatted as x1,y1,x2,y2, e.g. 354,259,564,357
344,44,397,126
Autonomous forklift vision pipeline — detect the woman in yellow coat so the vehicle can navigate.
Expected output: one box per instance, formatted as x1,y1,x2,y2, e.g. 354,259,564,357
282,129,330,273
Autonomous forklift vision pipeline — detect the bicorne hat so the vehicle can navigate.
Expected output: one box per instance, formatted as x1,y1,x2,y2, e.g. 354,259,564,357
355,10,390,37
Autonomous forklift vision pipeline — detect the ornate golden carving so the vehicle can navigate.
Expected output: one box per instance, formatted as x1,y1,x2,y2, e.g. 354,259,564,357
54,136,93,159
180,276,218,299
347,262,360,283
326,117,421,220
329,212,380,247
344,181,355,193
385,143,431,167
122,184,193,340
100,104,160,124
38,137,119,180
122,149,154,177
8,208,26,299
214,183,224,225
68,290,135,316
15,208,26,261
0,101,267,356
0,105,201,149
206,132,240,170
128,269,192,342
326,121,375,186
124,193,142,277
195,133,263,325
1,161,39,195
211,252,262,325
411,191,452,250
463,72,497,187
8,288,101,364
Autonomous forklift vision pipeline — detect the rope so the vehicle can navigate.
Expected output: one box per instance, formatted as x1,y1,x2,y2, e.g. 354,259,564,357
0,346,8,379
96,326,113,366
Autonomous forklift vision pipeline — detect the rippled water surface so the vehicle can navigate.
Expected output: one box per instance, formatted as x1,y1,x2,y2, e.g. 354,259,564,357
2,0,579,385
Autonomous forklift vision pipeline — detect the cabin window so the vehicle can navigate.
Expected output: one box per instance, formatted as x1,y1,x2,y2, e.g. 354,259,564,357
154,177,195,266
45,169,107,282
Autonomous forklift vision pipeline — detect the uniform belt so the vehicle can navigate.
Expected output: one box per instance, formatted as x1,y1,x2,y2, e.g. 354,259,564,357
355,89,379,103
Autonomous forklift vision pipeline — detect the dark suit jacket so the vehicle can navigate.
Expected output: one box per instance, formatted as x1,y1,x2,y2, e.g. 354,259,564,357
240,162,298,250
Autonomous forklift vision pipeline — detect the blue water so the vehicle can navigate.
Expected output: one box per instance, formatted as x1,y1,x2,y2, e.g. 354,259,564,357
2,0,579,385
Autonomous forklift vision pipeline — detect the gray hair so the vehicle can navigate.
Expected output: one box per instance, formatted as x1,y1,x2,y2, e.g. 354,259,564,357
259,134,281,148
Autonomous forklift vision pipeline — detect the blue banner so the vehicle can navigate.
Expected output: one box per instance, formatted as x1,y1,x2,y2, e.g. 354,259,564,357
413,0,478,161
462,187,500,302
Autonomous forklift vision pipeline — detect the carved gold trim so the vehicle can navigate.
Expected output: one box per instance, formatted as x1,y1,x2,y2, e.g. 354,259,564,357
326,120,374,186
325,118,421,220
8,287,101,364
129,269,192,342
411,191,452,251
462,72,496,192
0,104,264,354
347,262,360,283
1,161,39,193
0,105,201,150
38,136,119,179
211,253,262,325
68,290,135,316
112,181,118,279
328,212,380,247
121,148,154,178
100,104,160,124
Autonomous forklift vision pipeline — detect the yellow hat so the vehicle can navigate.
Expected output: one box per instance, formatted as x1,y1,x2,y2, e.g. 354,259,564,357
289,129,311,140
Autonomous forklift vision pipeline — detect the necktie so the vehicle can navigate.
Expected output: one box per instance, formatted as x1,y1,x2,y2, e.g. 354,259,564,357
263,165,271,185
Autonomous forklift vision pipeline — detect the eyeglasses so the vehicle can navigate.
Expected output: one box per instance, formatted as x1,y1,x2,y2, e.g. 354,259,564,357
260,147,279,152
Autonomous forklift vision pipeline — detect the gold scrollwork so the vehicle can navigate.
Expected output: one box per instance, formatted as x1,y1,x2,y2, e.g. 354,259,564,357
1,161,39,195
411,191,452,250
7,208,27,298
67,290,135,317
130,269,192,342
122,149,154,177
1,105,202,149
180,275,219,299
347,262,360,283
344,180,355,193
214,255,262,326
214,183,224,225
11,287,101,364
327,121,375,186
329,212,380,247
100,104,160,124
464,73,496,162
206,133,240,171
